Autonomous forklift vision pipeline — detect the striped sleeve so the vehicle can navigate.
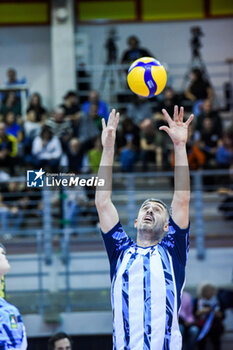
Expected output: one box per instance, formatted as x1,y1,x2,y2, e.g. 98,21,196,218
161,216,190,266
101,222,133,280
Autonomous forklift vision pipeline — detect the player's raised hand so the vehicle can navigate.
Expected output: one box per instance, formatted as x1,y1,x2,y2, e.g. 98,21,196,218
159,105,194,145
101,109,120,149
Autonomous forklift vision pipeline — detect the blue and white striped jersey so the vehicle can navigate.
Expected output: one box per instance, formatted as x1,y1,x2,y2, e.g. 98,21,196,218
102,216,190,350
0,297,27,350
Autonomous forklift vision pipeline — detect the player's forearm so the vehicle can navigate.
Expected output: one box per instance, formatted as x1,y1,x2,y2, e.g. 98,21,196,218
95,146,114,206
173,142,190,201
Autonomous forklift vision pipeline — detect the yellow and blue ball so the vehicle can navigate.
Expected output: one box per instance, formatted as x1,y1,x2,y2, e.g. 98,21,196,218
127,57,167,98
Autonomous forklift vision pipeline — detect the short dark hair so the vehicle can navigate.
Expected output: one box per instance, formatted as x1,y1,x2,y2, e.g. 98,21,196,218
48,332,72,350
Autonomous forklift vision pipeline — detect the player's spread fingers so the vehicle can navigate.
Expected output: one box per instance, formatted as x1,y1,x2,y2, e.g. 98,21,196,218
185,113,195,126
162,109,173,126
159,125,170,135
102,118,106,129
179,106,184,122
173,105,179,122
115,112,120,128
108,109,115,126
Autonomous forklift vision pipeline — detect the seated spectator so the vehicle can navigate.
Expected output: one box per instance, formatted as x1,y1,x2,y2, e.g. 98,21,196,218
26,92,47,123
194,283,225,350
23,110,42,156
88,136,102,173
26,125,62,172
126,95,153,125
76,110,100,148
5,111,23,141
140,118,161,171
0,91,21,121
171,123,205,170
5,68,26,86
179,291,199,350
46,107,73,149
60,90,80,122
199,117,221,168
185,68,214,116
116,117,140,172
196,99,223,137
156,86,180,117
121,35,153,67
23,110,42,150
65,138,85,173
82,90,109,122
0,182,25,236
87,103,102,131
216,129,233,168
48,332,73,350
0,122,18,175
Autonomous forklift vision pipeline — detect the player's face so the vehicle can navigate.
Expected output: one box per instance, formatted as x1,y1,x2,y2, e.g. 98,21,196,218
54,338,71,350
0,247,10,275
135,201,169,238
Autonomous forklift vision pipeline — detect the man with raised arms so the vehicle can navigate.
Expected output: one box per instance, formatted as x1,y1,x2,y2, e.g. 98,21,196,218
95,106,194,350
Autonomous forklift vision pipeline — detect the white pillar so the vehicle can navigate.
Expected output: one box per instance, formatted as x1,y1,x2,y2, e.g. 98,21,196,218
51,0,76,107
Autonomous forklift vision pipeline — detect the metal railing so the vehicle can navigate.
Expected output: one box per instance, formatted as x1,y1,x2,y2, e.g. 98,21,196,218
1,168,233,314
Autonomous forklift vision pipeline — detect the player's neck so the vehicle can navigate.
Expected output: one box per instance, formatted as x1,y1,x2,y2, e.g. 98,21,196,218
136,232,159,247
137,228,163,247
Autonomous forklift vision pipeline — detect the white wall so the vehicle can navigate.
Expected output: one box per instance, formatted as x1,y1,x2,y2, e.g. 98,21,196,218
78,18,233,66
78,18,233,103
0,26,52,109
0,18,232,109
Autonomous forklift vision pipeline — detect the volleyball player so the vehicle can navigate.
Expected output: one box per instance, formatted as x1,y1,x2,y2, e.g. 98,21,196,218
95,106,194,350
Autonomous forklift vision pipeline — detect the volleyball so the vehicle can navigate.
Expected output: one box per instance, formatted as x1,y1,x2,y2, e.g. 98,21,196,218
127,57,167,98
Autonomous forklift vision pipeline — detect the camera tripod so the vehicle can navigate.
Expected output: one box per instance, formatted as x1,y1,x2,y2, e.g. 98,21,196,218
99,29,123,103
182,26,209,89
182,52,209,90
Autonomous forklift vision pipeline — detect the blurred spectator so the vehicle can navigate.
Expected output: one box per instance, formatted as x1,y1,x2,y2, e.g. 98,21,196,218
0,122,18,175
46,107,73,148
126,95,153,125
82,90,109,122
171,123,205,170
0,182,24,236
26,125,62,172
196,99,223,137
26,92,47,123
116,117,140,172
76,110,100,148
48,332,72,350
199,117,220,168
121,35,153,66
65,138,85,173
216,129,233,168
60,90,80,122
140,118,161,170
0,91,21,120
185,68,214,115
24,110,41,139
194,283,225,350
156,86,180,116
5,111,24,158
88,103,102,131
5,111,23,142
179,291,199,350
88,136,102,173
5,68,25,86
